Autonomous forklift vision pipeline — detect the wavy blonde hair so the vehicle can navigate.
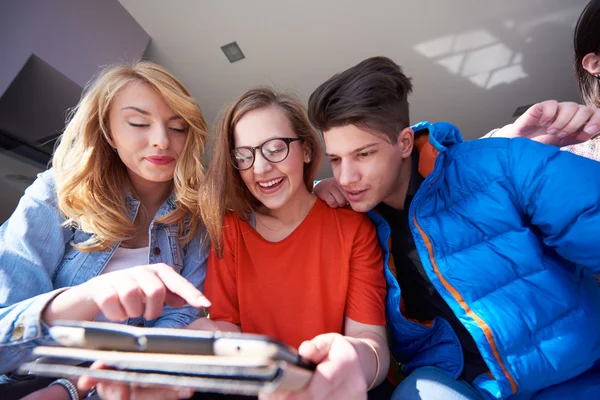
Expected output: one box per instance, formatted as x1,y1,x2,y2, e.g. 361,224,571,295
52,62,207,251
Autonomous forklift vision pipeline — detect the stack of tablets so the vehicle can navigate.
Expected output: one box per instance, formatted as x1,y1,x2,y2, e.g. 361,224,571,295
19,320,315,395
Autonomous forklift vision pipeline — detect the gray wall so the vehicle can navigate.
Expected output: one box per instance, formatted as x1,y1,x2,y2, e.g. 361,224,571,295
0,0,151,223
0,0,150,97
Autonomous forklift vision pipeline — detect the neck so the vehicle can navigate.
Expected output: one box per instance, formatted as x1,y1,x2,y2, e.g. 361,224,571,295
382,156,413,210
259,187,316,226
129,175,173,211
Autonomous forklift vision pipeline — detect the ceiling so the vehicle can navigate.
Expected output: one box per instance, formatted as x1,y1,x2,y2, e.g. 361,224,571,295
118,0,588,177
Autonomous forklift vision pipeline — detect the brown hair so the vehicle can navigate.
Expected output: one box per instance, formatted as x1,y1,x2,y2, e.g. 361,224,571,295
201,87,322,257
574,0,600,108
308,56,413,143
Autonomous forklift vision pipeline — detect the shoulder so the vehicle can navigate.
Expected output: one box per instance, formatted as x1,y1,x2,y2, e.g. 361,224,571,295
315,199,375,234
25,169,58,198
449,136,511,158
10,168,63,218
38,168,56,185
453,136,559,158
564,139,600,161
222,212,252,240
446,137,556,174
223,212,244,228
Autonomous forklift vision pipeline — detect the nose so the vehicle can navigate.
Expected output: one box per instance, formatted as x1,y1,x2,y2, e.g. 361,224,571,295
150,124,169,150
252,150,272,174
336,160,360,188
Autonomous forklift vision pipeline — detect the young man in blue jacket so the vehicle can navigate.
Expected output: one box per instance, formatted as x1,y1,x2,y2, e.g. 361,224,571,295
309,56,600,400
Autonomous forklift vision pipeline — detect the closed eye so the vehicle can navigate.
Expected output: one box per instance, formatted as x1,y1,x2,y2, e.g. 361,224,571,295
357,151,374,158
170,127,187,133
128,122,149,128
328,157,341,164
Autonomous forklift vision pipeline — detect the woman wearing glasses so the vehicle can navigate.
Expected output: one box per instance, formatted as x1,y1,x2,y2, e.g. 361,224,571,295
194,87,389,399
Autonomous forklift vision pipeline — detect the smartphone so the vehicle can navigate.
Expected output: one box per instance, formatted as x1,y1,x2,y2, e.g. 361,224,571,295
50,320,316,370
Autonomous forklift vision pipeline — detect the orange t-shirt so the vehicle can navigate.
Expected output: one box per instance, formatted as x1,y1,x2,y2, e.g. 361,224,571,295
205,198,386,349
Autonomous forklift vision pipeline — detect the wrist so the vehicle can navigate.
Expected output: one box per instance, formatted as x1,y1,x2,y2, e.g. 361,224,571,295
491,124,512,138
48,378,83,400
349,337,380,391
42,284,99,326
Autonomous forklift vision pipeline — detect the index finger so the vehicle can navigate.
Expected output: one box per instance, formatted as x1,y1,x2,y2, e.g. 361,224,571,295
148,263,211,308
332,190,348,208
537,100,559,127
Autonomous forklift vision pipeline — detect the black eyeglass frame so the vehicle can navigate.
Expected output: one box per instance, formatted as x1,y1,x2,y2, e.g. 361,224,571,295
230,137,303,170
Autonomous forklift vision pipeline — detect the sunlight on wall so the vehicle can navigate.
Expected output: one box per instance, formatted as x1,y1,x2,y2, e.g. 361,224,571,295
413,6,584,91
414,29,527,90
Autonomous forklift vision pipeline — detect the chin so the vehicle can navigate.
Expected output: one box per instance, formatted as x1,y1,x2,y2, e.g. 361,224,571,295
141,173,175,183
257,197,288,211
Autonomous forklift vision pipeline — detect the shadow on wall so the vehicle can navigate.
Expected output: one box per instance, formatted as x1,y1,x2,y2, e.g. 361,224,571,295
408,4,583,140
134,0,587,179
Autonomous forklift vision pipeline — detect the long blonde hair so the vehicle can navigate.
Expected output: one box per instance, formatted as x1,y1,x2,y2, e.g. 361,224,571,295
201,87,323,257
52,62,207,251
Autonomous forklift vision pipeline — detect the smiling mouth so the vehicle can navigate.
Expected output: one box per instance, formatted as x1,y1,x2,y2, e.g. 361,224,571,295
258,177,284,188
145,156,175,165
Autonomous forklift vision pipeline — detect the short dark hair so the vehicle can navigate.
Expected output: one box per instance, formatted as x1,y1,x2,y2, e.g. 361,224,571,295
574,0,600,108
308,56,413,143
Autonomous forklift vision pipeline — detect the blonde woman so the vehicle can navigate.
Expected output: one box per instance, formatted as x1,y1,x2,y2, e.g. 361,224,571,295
0,62,210,390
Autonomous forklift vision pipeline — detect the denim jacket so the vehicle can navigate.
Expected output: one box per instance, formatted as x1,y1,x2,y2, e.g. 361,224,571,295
0,169,208,375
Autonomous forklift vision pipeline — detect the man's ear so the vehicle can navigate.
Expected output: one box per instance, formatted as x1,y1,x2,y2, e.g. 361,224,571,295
396,127,414,159
582,52,600,76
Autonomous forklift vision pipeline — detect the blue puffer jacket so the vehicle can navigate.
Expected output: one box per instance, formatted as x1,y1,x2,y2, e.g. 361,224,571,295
368,121,600,399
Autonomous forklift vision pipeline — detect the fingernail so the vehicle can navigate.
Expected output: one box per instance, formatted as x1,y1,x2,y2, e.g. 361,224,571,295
558,131,569,138
547,128,558,135
584,125,599,135
198,296,211,308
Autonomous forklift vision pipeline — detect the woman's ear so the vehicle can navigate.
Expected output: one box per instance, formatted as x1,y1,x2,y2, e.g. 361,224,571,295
303,141,312,163
582,52,600,76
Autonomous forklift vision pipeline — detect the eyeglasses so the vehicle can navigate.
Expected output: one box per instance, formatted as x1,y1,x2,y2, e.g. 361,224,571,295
231,137,303,171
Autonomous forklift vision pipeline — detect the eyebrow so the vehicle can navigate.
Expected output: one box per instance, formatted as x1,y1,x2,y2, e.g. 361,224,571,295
325,143,379,157
121,106,183,121
235,135,296,148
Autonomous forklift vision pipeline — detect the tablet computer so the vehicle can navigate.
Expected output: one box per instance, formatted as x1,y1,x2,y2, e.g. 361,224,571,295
49,320,315,370
20,349,312,395
18,320,315,395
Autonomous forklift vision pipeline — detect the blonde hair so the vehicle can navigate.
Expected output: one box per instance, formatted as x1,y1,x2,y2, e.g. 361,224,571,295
52,61,207,251
201,87,323,257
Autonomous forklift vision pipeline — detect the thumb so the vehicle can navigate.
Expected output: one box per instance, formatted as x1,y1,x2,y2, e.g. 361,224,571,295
77,361,108,391
298,333,338,364
513,103,544,130
514,100,558,134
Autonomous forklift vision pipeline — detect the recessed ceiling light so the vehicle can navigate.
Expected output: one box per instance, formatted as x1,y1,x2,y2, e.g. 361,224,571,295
221,42,245,63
